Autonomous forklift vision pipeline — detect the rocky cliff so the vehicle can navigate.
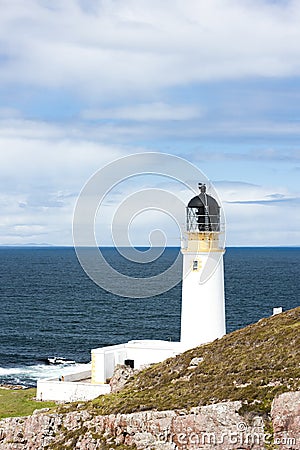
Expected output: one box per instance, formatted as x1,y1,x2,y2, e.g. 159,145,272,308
0,391,299,449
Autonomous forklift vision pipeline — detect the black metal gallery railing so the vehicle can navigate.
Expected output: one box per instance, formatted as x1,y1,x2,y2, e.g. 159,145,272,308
186,208,223,232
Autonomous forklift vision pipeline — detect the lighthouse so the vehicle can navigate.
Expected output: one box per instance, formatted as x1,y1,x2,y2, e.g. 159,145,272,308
180,183,226,349
38,180,228,402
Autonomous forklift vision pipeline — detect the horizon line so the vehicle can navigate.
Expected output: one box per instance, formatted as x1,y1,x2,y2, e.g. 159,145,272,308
0,245,299,249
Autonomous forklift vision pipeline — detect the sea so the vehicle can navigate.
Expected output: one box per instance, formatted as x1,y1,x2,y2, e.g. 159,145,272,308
0,247,299,387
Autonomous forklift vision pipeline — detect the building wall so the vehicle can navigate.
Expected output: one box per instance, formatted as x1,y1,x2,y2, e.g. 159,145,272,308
125,345,179,368
91,341,182,384
37,378,110,402
63,369,91,382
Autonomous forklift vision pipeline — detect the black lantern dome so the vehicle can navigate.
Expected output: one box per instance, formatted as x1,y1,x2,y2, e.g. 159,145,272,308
187,184,220,232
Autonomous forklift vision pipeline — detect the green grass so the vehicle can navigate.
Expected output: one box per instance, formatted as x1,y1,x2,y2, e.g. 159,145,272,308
0,388,55,419
87,306,300,416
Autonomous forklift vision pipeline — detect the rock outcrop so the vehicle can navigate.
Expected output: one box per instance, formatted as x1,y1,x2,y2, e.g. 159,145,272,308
271,391,300,450
109,364,137,393
0,391,299,449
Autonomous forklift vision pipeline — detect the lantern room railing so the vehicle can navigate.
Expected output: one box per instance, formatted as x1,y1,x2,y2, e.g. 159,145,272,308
186,207,224,232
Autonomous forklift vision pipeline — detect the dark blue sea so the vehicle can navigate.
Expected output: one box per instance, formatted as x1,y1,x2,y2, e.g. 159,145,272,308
0,247,299,387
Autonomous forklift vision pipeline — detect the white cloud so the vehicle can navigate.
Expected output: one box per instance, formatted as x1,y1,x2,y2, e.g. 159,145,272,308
0,117,128,244
0,114,299,246
0,138,299,245
12,224,46,236
1,0,300,97
0,118,124,182
189,148,300,164
215,180,300,245
0,108,21,119
82,102,203,121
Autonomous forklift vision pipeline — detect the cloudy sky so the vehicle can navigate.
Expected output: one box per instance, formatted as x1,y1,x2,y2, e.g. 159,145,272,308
1,0,300,246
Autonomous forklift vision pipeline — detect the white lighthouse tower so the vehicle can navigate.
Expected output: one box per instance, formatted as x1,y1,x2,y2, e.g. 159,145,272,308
180,183,226,349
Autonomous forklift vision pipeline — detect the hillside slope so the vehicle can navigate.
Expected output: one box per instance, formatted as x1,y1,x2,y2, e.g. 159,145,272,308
89,307,300,416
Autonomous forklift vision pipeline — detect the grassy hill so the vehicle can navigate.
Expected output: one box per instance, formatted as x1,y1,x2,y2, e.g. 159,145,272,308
88,306,300,416
0,388,55,419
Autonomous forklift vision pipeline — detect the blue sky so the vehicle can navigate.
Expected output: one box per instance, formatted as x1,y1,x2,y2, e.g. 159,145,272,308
0,0,299,246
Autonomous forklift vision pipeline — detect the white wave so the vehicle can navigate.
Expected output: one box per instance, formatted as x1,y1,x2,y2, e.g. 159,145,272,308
0,363,91,382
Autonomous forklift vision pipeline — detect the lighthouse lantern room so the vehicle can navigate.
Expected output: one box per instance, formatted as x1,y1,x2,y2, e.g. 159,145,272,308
180,183,226,349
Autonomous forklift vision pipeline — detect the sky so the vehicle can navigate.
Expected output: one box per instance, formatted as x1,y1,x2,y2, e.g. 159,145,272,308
0,0,300,246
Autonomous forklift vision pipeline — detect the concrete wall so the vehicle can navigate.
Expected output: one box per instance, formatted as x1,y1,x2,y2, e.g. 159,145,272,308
92,350,105,384
92,345,127,384
37,378,110,402
63,369,91,382
126,345,179,368
36,367,110,402
104,351,115,381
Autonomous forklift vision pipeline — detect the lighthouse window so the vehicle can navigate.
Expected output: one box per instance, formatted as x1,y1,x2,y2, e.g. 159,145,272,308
192,260,198,271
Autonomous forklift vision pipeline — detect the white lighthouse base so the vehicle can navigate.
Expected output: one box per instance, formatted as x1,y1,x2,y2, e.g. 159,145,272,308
180,252,226,350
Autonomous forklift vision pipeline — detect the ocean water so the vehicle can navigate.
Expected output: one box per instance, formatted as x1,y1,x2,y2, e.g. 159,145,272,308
0,247,299,387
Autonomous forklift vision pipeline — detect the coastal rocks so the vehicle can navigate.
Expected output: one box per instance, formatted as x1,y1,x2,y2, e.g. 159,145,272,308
271,391,300,450
109,364,136,393
0,392,299,449
0,384,25,390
